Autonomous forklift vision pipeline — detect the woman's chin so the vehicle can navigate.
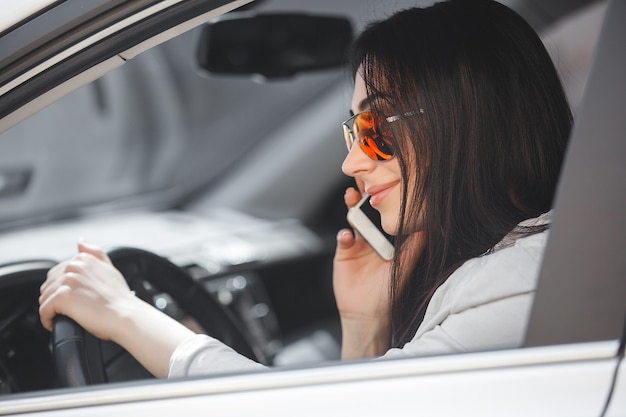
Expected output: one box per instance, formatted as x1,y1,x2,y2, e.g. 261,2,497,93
381,220,398,236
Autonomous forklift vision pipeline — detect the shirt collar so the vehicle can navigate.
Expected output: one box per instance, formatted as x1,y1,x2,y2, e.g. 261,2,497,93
491,210,553,253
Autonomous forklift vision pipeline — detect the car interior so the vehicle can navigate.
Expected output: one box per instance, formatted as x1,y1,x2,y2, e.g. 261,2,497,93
0,0,622,404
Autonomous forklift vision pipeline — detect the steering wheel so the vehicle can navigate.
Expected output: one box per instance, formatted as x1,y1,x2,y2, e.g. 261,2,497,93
52,247,267,387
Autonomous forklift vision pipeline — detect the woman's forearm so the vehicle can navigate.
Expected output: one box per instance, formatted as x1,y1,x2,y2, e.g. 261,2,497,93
110,296,196,378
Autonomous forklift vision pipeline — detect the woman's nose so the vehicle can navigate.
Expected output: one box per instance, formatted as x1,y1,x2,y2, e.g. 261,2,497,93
342,141,375,177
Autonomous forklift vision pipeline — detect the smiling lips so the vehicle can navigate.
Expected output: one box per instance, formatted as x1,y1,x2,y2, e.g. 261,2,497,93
366,181,399,206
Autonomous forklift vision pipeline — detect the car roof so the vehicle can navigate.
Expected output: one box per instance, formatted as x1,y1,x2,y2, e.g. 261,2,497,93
0,0,255,133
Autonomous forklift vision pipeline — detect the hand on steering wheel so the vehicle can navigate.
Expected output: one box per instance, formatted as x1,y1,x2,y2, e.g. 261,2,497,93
51,247,266,386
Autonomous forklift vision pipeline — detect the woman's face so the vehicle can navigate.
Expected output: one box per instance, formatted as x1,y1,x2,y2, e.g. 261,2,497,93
342,73,403,235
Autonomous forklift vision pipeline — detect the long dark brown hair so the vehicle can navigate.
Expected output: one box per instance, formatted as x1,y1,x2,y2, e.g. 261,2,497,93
348,0,573,346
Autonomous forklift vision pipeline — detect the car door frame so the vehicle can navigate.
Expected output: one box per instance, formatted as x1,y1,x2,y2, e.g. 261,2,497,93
0,0,624,415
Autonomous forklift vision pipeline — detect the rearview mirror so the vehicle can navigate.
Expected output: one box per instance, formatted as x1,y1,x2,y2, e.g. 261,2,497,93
196,13,353,80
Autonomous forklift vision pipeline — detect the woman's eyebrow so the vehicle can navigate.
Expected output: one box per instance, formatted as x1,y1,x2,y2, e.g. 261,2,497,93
357,96,373,112
355,93,384,113
349,94,386,116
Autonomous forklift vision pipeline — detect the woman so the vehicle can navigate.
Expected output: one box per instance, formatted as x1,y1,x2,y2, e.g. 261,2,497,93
39,0,572,378
335,0,571,360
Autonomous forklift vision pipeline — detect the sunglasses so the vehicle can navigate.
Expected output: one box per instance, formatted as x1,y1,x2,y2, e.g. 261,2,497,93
342,109,423,161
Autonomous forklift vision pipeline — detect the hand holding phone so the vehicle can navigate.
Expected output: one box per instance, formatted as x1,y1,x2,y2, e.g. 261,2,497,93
346,194,394,261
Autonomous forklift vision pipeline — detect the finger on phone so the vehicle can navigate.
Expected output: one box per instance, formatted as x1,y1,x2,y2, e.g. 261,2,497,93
344,187,362,208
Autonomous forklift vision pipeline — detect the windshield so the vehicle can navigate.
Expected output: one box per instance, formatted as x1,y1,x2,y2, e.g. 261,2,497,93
0,27,345,230
0,0,600,232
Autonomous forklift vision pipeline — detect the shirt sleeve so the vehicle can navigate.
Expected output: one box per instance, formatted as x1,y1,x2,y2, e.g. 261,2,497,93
168,334,268,378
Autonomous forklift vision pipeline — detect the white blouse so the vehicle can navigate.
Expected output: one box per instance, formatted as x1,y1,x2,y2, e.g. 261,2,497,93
169,212,552,378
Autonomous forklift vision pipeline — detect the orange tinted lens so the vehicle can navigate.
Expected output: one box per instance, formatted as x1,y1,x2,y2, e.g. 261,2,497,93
353,112,394,161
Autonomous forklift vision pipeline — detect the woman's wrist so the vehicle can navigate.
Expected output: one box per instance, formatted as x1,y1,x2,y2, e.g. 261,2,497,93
107,292,151,344
340,313,391,359
110,294,196,378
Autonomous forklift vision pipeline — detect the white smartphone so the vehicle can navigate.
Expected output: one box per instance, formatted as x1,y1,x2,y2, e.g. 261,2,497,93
346,193,395,260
